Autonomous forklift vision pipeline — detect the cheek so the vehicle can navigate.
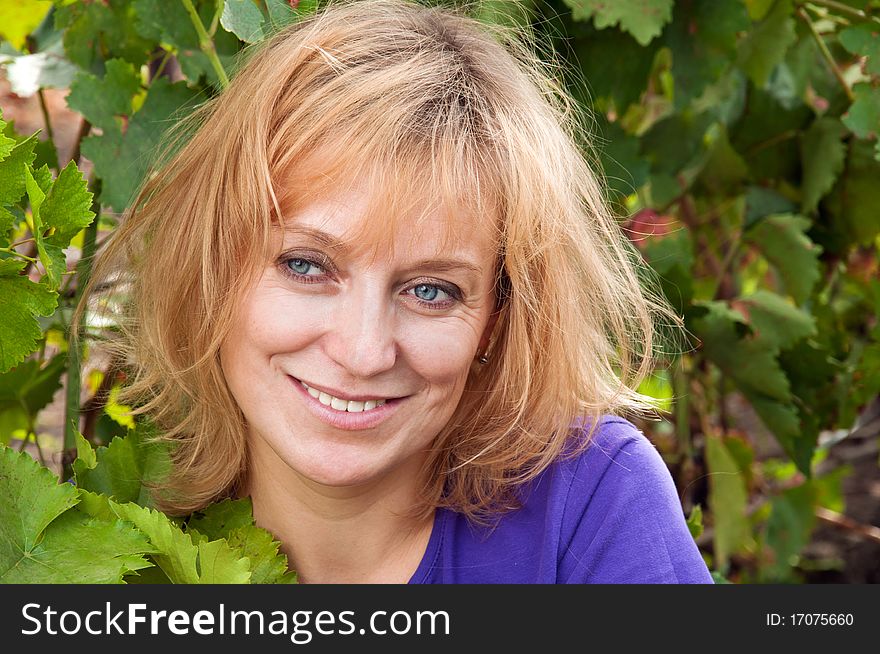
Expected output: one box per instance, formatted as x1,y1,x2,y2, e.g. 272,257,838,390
396,318,481,387
228,285,330,357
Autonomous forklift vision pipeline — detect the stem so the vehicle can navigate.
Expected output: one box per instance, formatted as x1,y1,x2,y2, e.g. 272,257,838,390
152,49,173,81
62,181,101,482
208,0,224,37
802,0,880,26
797,7,855,103
37,88,55,145
181,0,229,89
673,361,692,461
0,246,38,263
8,237,35,249
815,507,880,544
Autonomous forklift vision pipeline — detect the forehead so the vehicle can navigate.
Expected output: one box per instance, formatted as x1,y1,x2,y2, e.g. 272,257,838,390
273,153,501,265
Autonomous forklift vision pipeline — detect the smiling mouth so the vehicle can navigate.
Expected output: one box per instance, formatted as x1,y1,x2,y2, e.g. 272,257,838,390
294,378,391,413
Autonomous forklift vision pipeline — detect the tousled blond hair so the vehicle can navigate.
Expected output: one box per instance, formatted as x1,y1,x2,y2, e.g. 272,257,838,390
81,0,674,520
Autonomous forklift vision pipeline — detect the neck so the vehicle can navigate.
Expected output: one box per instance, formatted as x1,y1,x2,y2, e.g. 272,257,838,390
242,436,435,584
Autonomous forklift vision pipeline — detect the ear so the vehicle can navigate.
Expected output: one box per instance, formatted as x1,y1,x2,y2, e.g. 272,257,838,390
477,308,501,356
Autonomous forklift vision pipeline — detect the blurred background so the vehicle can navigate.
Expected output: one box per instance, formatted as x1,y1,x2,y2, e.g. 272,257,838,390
1,0,878,583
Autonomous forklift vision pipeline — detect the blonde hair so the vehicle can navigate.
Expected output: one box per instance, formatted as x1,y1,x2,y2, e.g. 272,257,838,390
81,0,675,520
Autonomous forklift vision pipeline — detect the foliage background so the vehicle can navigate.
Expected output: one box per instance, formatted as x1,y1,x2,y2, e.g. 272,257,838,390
0,0,878,583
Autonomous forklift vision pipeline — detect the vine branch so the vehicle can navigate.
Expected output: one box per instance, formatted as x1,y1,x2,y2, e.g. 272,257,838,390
181,0,230,89
797,7,855,103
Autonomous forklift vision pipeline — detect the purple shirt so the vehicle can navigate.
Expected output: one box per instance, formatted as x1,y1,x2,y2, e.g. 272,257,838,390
409,417,713,584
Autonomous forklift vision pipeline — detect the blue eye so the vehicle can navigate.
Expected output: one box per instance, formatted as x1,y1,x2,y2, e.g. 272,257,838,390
414,284,440,301
287,258,322,276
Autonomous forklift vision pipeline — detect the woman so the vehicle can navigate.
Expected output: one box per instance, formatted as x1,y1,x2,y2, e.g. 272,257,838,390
89,0,713,583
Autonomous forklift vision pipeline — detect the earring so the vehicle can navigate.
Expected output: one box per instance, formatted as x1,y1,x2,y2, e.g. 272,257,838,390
478,353,489,365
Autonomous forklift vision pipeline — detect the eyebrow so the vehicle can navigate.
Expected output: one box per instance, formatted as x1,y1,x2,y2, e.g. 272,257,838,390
280,225,485,277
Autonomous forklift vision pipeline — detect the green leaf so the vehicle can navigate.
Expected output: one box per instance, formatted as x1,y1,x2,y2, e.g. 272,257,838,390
81,78,198,211
842,83,880,142
187,498,296,584
662,0,749,108
0,0,52,50
737,0,797,87
705,435,751,568
0,273,57,374
74,429,97,471
0,135,37,206
55,0,152,71
596,118,649,200
25,165,66,290
641,225,694,314
686,504,704,539
3,507,155,583
186,497,255,538
749,395,814,474
113,502,251,583
745,214,821,304
133,0,239,85
74,427,172,507
744,186,796,229
800,117,847,213
40,160,96,244
762,483,817,580
66,59,141,134
838,24,880,76
0,353,65,445
692,301,791,401
565,0,673,46
823,140,880,246
221,0,268,44
574,24,658,113
732,290,817,351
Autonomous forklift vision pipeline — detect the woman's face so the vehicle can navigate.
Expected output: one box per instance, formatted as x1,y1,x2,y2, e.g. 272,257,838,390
220,186,499,492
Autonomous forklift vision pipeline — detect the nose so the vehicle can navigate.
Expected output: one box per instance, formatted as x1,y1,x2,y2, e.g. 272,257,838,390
323,283,398,379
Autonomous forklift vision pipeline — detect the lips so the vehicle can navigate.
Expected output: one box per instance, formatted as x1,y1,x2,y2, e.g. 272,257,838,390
287,376,404,431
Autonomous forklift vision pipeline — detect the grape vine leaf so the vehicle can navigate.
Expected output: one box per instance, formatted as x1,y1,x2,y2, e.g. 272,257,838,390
565,0,673,46
763,483,817,581
80,78,198,212
692,301,792,402
0,353,65,445
0,134,37,206
187,498,297,584
221,0,268,44
112,502,252,583
0,446,150,582
842,83,880,143
800,117,847,213
838,24,880,76
737,0,797,88
732,290,817,351
705,435,750,568
0,269,58,374
73,427,171,507
661,0,749,109
54,0,152,71
0,445,78,577
824,140,880,246
574,24,658,114
744,214,821,304
66,58,141,133
24,161,95,290
133,0,240,85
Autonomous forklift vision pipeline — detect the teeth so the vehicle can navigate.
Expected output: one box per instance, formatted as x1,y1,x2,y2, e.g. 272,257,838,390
300,381,388,413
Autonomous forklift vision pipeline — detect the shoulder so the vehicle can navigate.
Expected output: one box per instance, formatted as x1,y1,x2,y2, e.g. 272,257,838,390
551,416,713,583
555,416,668,499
